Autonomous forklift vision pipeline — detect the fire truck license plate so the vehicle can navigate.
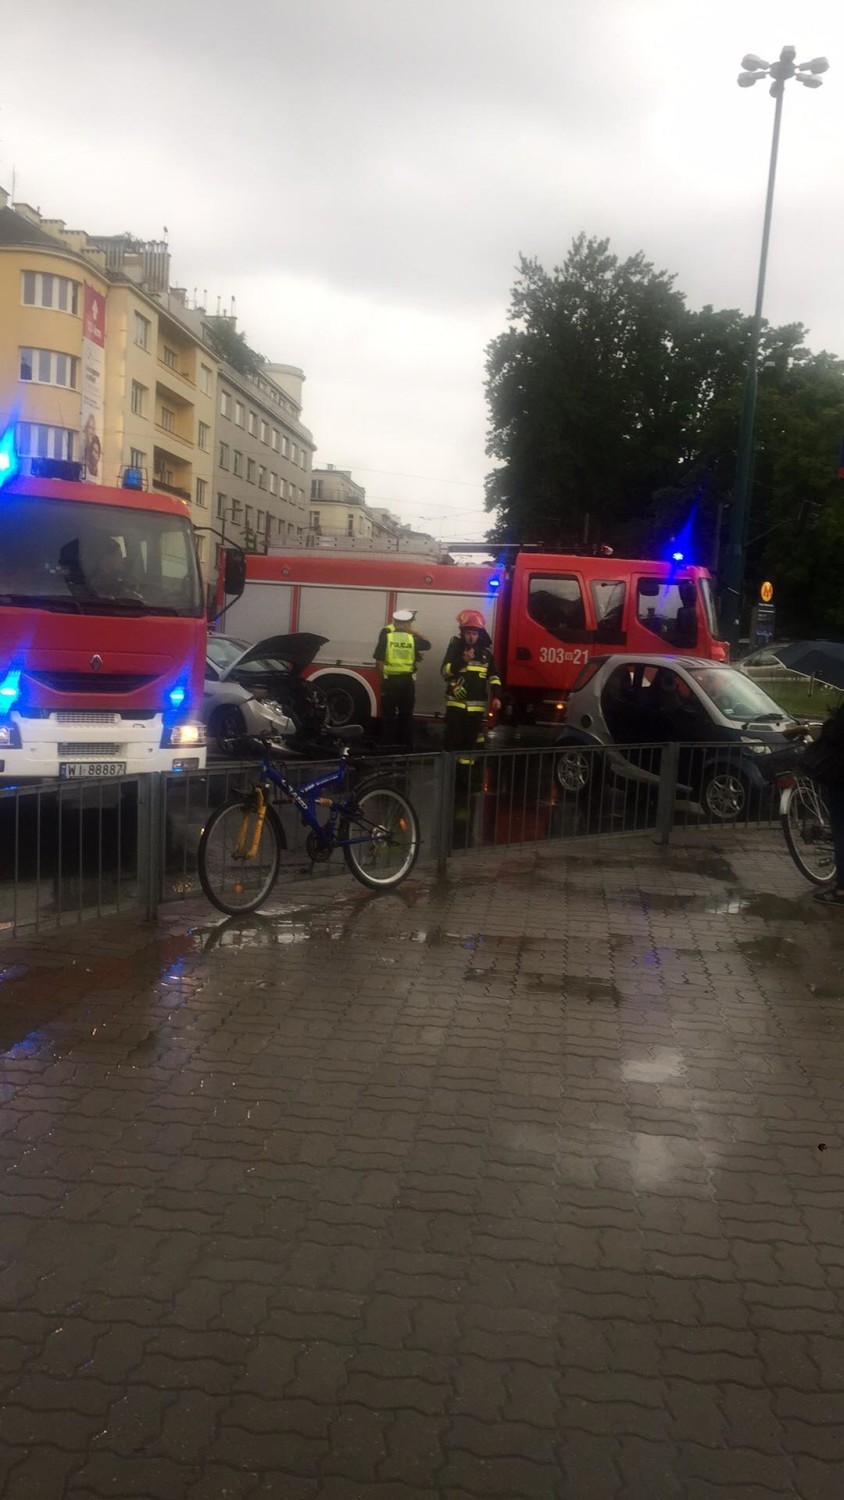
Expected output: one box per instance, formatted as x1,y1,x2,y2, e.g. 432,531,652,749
59,762,126,779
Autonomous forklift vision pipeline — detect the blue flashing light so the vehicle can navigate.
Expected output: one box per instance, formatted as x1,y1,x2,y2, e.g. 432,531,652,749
488,575,501,592
0,668,22,716
168,683,187,711
122,466,144,490
672,551,684,563
0,426,20,490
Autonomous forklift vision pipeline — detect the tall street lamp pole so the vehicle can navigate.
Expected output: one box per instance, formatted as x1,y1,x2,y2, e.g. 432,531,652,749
719,46,828,651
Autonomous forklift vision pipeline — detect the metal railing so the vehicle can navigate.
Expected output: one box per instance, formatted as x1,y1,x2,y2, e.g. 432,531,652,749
0,740,789,938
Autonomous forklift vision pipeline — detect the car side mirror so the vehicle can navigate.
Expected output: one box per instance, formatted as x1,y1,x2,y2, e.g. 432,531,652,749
223,549,246,597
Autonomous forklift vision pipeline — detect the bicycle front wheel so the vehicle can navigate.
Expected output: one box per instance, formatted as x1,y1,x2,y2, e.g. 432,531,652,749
198,797,284,914
341,784,420,891
781,778,835,887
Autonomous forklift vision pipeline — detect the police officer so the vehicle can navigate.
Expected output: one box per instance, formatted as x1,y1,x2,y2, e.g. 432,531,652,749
373,608,431,750
441,609,502,759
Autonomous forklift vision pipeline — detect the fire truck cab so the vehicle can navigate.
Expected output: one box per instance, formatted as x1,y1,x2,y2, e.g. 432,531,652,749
0,439,207,782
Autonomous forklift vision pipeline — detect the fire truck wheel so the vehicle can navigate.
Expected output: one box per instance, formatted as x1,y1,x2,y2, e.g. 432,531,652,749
319,677,371,732
210,705,247,758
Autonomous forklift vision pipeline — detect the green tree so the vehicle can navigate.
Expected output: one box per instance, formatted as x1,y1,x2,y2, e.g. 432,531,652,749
485,236,844,635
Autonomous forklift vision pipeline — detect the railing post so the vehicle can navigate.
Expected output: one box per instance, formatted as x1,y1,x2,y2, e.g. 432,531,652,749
655,740,680,846
435,752,456,877
136,773,164,920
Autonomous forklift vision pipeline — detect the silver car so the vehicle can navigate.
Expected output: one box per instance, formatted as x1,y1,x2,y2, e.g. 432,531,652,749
203,635,295,756
555,653,798,821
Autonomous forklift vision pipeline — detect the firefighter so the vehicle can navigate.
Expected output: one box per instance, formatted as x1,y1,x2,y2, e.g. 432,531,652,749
373,607,431,751
441,609,502,760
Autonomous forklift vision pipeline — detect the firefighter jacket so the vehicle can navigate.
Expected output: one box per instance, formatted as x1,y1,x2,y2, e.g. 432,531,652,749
441,633,501,711
373,624,431,679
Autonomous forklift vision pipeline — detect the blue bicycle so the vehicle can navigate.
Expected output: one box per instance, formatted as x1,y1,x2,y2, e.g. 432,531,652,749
197,737,420,913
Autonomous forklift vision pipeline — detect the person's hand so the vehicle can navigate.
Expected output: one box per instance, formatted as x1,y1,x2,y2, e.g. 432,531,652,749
463,648,475,661
490,698,502,713
782,721,810,740
452,683,467,701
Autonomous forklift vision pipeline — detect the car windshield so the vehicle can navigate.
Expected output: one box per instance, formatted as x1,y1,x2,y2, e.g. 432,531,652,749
208,636,251,671
687,666,787,721
0,494,203,617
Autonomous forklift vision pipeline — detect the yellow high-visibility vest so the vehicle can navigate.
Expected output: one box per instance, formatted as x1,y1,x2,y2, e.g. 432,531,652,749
382,626,416,676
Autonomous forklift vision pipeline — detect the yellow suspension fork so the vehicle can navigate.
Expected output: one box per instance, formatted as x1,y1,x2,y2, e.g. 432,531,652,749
234,787,268,861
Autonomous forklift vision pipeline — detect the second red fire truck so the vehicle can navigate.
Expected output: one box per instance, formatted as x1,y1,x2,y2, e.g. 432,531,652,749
218,542,727,732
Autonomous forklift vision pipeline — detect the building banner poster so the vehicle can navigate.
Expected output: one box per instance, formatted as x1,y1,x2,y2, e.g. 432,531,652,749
81,284,105,481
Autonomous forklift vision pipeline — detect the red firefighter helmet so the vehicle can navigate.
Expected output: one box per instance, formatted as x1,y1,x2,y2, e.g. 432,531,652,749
456,609,485,630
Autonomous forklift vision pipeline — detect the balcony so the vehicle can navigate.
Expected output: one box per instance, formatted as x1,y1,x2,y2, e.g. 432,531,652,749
155,362,197,408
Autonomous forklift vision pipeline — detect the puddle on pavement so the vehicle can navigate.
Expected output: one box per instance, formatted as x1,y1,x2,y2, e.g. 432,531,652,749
527,974,622,1007
737,933,803,967
621,1049,685,1083
664,851,738,882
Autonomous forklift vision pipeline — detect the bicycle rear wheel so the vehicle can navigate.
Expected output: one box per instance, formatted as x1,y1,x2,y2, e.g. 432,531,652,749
198,796,284,913
341,784,420,891
781,778,835,887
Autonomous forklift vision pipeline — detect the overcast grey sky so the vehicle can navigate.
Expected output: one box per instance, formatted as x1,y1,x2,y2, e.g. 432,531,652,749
3,1,842,540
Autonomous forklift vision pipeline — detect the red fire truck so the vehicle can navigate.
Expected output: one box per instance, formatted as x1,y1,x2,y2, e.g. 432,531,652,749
0,434,206,781
218,543,727,731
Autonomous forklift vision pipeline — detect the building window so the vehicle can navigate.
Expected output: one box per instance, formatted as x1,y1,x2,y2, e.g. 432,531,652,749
217,492,227,518
258,466,267,490
310,512,320,529
130,448,145,470
196,478,208,508
162,346,178,369
234,401,245,427
280,478,287,499
347,515,355,536
291,443,298,465
16,422,75,461
160,406,175,433
231,499,242,524
246,459,256,485
19,348,79,389
134,312,151,349
220,389,231,418
198,421,210,451
311,479,322,500
271,428,279,451
244,505,253,530
257,510,265,534
232,450,243,477
199,363,213,394
248,410,258,436
260,419,268,444
219,441,229,469
21,271,80,315
269,472,277,495
131,380,147,416
282,436,289,458
196,534,207,564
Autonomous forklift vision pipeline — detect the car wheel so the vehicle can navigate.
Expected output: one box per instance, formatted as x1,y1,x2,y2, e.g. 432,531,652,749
210,705,247,758
318,676,371,733
554,746,594,796
700,766,749,823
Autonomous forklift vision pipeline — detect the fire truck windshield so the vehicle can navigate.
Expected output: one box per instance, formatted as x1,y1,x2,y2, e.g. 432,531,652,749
0,495,203,617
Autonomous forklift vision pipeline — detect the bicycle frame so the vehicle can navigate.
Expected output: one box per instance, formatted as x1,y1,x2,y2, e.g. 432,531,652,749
253,755,387,852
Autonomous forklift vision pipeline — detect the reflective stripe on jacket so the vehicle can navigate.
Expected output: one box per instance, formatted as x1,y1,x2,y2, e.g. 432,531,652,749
442,638,501,711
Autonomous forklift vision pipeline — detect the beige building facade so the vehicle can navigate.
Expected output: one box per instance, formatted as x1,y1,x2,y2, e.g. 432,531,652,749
211,338,315,561
308,465,373,542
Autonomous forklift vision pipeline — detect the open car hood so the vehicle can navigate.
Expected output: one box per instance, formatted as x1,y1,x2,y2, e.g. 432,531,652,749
226,632,329,675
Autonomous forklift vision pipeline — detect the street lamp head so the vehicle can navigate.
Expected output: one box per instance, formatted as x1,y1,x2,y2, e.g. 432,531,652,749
738,71,762,87
780,45,797,63
797,74,824,88
798,56,830,73
741,53,770,71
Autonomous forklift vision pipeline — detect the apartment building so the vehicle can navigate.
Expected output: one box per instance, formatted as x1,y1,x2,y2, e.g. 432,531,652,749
0,191,219,576
308,465,373,542
210,330,315,560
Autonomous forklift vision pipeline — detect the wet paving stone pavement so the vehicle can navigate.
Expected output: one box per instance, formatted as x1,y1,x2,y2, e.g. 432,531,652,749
1,830,844,1498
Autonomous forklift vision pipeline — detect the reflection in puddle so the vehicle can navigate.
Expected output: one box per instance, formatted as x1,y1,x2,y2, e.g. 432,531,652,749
621,1049,684,1083
629,1133,687,1188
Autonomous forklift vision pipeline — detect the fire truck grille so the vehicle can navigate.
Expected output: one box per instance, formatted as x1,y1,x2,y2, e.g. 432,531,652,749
28,672,157,694
58,743,125,758
55,712,121,726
